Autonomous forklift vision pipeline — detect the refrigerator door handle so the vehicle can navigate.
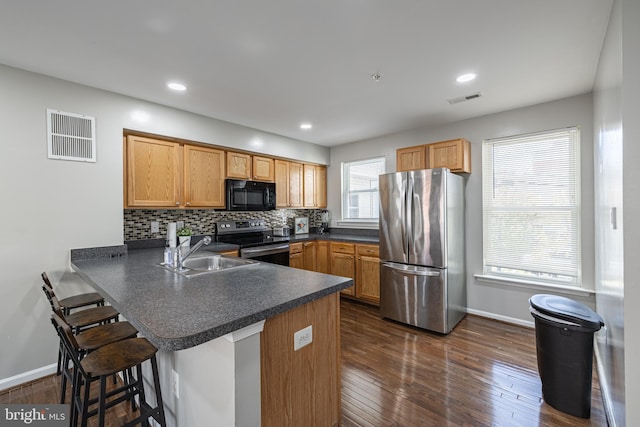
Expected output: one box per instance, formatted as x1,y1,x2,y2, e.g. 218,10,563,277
406,174,413,258
382,262,441,277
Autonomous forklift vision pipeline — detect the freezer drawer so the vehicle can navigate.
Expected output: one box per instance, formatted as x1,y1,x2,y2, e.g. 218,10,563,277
380,262,448,333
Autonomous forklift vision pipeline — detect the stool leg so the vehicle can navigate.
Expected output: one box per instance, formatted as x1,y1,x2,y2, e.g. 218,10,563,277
81,376,91,427
150,355,167,427
135,364,149,427
98,376,107,427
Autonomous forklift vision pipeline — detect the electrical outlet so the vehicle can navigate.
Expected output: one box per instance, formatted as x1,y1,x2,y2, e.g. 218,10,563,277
294,325,313,351
150,221,160,233
171,369,180,399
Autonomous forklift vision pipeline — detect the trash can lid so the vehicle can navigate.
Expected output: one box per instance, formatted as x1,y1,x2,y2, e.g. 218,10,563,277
529,294,604,330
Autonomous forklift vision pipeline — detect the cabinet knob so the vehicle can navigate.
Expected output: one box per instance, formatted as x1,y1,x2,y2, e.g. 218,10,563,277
186,202,190,206
175,202,180,206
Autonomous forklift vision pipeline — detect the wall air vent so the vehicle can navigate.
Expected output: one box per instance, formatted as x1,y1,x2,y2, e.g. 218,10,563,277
47,109,96,162
447,92,483,105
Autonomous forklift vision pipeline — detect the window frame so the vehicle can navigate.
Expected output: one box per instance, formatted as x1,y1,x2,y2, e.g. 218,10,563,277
481,127,582,287
340,156,386,223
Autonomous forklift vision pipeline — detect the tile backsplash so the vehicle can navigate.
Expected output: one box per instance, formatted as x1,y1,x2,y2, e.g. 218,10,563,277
124,209,326,241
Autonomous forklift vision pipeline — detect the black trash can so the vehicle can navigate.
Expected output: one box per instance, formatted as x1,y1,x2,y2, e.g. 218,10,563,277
529,294,604,418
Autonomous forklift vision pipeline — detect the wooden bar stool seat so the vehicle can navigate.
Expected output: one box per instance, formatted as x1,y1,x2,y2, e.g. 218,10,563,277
52,314,166,427
54,314,139,404
42,272,104,314
43,286,119,333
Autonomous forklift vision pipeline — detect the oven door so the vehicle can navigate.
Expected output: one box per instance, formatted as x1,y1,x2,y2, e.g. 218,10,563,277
240,243,290,266
225,179,276,211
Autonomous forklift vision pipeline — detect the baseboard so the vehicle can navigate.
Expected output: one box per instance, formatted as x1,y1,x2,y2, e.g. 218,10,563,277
594,345,618,427
0,364,57,392
466,308,535,329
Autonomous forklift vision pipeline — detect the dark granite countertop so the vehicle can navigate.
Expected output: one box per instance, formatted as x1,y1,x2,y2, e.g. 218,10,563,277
71,248,352,351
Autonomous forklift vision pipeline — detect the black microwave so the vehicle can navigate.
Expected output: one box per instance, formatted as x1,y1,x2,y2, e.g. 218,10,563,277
225,179,276,211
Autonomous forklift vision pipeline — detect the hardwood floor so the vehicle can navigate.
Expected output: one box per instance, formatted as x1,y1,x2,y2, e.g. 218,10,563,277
0,300,607,426
340,299,607,427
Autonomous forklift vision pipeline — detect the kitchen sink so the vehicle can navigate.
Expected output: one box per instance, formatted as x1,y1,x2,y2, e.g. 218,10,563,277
158,255,258,277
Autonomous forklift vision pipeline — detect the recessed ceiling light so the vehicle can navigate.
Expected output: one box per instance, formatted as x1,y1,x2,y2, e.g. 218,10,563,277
456,73,477,83
167,82,187,91
300,123,312,130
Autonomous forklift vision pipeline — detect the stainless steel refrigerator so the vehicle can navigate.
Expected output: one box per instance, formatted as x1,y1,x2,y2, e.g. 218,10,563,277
379,168,466,334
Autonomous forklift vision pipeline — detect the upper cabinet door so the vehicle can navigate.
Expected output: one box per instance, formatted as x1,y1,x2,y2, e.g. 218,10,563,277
126,135,180,207
315,166,327,208
396,145,426,172
288,162,304,207
184,145,225,208
275,160,290,208
303,164,316,207
426,138,471,173
226,151,251,179
252,156,275,182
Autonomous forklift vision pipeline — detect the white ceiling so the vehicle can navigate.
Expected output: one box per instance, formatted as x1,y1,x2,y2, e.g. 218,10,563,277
0,1,612,146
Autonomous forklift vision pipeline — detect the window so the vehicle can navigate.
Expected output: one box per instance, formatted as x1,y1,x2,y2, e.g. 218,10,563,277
341,157,386,221
482,127,581,286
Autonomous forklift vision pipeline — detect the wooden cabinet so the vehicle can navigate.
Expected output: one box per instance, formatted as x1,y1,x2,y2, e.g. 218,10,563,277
125,135,225,208
396,138,471,174
426,138,471,173
252,156,275,181
330,242,355,296
302,241,317,271
227,152,275,181
289,242,304,269
303,164,327,208
184,145,226,208
316,241,331,274
397,145,426,172
355,244,380,305
275,160,303,208
289,241,317,271
226,151,252,179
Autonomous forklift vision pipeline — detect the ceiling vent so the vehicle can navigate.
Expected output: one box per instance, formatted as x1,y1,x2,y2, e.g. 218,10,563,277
47,109,96,162
447,92,482,105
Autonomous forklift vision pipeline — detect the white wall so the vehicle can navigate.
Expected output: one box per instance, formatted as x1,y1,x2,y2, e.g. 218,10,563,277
0,64,328,382
621,0,640,423
328,94,595,324
593,0,625,423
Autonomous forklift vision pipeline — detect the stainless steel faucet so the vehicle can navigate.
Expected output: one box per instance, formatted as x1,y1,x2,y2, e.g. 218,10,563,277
177,236,212,271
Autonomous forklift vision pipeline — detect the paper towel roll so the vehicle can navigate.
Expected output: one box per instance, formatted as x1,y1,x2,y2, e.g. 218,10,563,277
167,222,177,248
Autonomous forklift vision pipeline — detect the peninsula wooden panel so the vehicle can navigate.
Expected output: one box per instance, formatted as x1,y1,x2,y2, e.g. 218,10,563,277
261,293,341,427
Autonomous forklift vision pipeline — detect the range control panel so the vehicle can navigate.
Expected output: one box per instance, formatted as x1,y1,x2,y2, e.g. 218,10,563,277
215,219,269,235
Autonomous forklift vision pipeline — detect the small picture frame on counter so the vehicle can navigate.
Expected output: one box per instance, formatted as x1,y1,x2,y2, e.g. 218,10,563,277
294,217,309,234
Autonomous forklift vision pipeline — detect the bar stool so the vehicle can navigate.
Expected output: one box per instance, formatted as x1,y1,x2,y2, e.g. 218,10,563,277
53,309,139,404
52,313,167,427
42,272,104,315
42,285,120,379
42,286,119,333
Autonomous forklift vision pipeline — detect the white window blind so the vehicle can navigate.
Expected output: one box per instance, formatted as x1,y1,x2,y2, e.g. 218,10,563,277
342,157,385,220
482,127,581,285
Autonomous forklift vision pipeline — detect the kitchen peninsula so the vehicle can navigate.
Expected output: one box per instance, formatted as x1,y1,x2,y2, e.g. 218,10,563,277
70,245,352,427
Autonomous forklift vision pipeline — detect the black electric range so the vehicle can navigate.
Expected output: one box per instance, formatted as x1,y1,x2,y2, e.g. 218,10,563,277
215,220,290,265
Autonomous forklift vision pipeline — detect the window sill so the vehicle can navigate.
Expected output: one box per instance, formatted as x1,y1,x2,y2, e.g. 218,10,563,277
473,274,594,297
335,220,378,229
